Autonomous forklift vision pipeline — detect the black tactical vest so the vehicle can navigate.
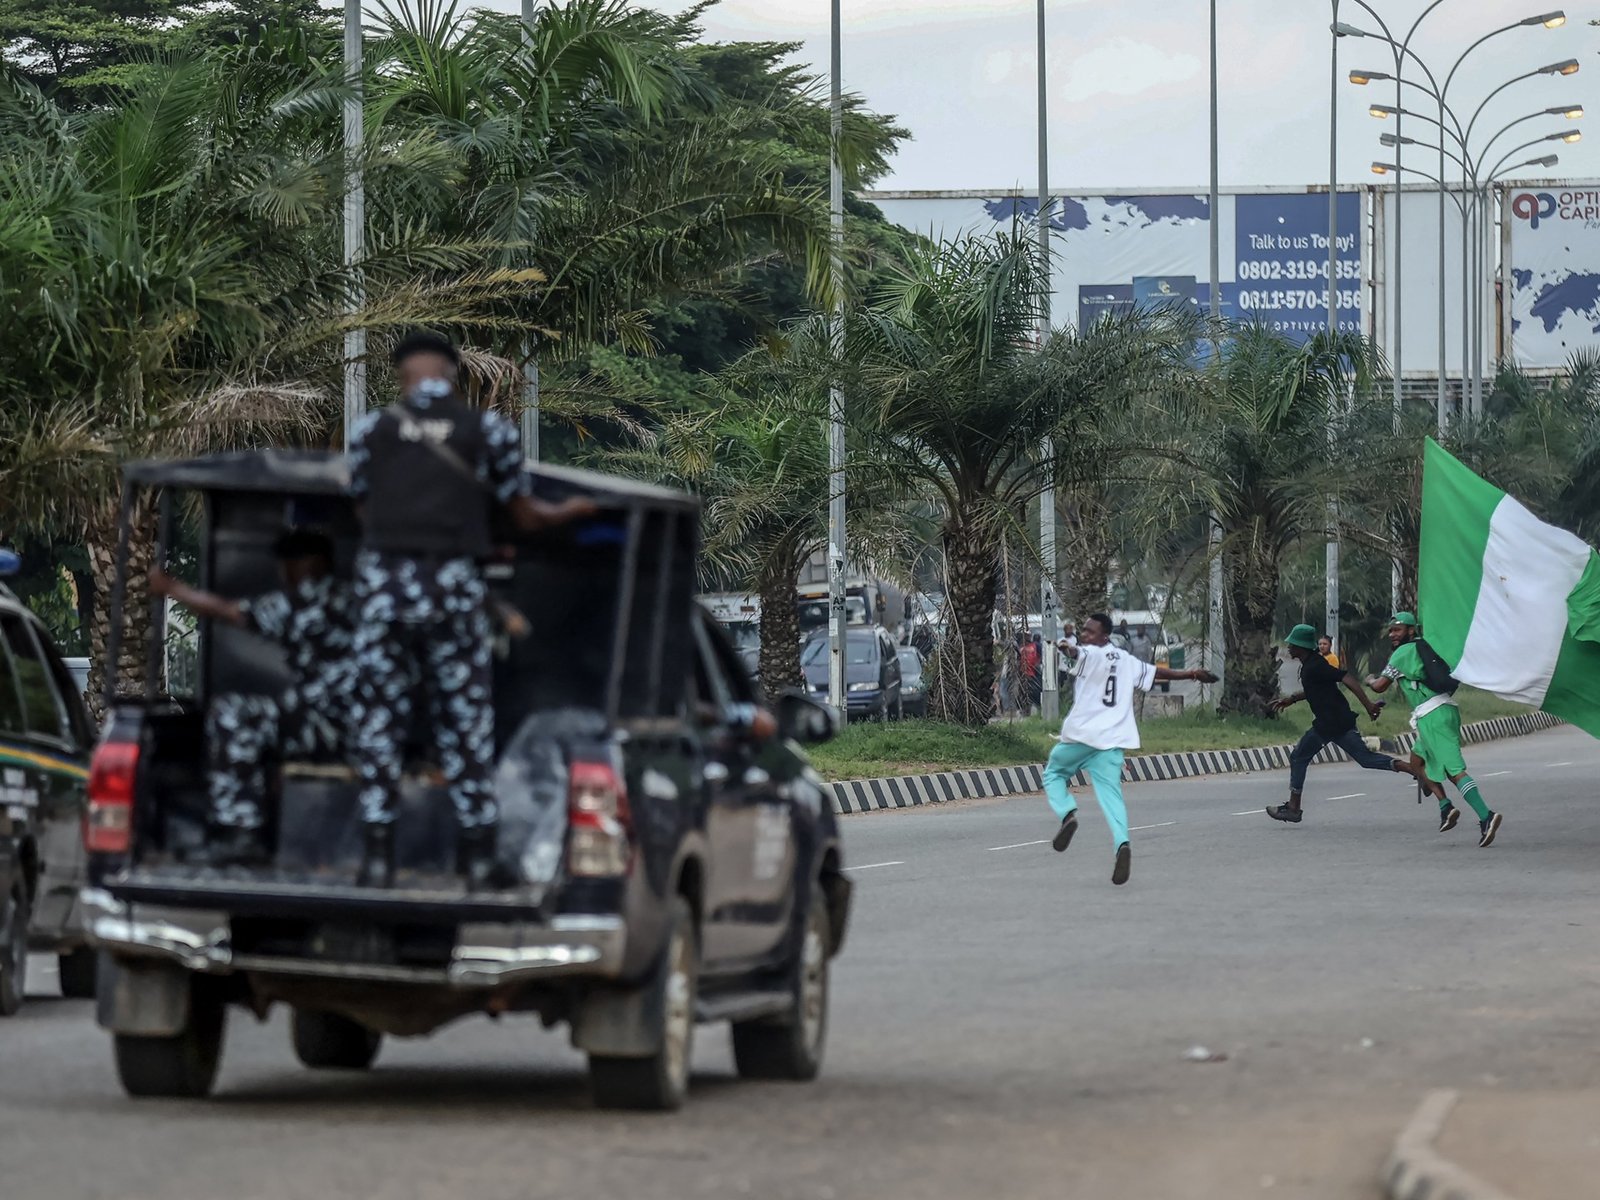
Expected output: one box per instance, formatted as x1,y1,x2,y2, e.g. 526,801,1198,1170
359,397,493,559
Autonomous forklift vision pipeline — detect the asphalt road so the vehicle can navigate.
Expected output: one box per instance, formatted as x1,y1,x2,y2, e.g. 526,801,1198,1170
7,727,1600,1200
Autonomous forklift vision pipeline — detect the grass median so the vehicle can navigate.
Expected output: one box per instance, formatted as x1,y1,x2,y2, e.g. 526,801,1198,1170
806,689,1532,781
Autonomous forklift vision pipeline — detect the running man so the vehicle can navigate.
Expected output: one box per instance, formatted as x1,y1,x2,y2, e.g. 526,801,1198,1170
1266,624,1420,824
1045,613,1216,885
1366,612,1502,847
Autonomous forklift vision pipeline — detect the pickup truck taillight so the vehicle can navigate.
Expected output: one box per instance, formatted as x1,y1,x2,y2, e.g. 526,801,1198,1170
567,761,632,877
85,740,139,854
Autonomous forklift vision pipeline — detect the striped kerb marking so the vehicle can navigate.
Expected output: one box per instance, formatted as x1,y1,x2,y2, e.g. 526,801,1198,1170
828,713,1562,814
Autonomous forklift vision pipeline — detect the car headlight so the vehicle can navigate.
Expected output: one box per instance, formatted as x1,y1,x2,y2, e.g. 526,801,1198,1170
848,682,878,693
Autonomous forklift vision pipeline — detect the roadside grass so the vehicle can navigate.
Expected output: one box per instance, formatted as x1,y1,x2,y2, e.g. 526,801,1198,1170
806,688,1532,781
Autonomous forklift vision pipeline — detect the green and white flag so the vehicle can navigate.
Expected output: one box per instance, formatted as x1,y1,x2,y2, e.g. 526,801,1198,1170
1420,437,1600,737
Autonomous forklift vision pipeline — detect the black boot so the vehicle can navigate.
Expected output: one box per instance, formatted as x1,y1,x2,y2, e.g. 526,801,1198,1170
356,823,396,889
454,825,498,893
209,824,270,869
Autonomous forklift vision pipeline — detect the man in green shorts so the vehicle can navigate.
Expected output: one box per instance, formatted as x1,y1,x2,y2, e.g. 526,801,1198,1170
1366,612,1503,848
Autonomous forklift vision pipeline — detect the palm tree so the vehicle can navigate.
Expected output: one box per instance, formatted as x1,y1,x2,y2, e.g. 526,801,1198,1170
0,54,536,705
822,234,1197,724
608,364,912,692
1152,324,1379,717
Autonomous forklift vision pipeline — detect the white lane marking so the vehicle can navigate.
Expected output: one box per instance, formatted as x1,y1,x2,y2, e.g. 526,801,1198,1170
1549,761,1574,767
989,839,1050,851
1328,793,1366,801
1129,822,1176,831
842,861,905,872
1232,810,1266,816
1481,771,1511,778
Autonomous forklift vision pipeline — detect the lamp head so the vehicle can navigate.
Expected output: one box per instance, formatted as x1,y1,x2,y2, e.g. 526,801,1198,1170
1556,105,1585,119
1526,11,1566,28
1371,162,1393,175
1562,129,1583,143
1541,58,1581,76
1350,68,1390,86
1332,21,1369,37
1370,104,1399,119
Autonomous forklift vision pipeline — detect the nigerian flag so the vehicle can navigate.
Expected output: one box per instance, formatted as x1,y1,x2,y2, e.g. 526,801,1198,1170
1420,437,1600,737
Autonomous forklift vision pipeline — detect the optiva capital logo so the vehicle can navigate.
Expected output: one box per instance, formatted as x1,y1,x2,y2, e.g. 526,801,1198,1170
1511,192,1558,229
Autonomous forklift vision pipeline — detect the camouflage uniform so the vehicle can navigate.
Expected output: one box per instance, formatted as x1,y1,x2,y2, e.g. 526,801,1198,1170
346,395,526,829
209,576,358,830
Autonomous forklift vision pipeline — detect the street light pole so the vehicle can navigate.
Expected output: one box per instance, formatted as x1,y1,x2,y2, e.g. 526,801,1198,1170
342,0,365,449
1326,0,1341,655
1037,0,1060,723
1206,0,1224,708
520,0,540,461
827,0,848,726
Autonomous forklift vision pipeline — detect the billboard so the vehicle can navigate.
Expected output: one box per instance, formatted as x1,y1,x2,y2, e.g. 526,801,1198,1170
1507,185,1600,369
865,189,1362,342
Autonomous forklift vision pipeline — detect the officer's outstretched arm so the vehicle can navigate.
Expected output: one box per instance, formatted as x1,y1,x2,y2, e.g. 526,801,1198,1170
506,494,600,533
148,567,245,627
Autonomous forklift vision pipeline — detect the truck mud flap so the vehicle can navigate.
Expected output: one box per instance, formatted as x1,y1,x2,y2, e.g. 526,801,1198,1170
97,956,190,1037
570,941,667,1058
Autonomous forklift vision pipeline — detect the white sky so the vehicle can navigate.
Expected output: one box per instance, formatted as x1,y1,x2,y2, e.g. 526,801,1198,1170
472,1,1600,190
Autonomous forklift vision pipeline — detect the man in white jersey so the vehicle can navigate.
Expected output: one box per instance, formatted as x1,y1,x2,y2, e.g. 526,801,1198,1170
1046,612,1216,885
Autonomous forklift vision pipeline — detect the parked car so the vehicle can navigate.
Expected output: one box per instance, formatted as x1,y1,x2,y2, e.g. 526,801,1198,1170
81,451,852,1110
799,627,903,721
897,646,928,718
0,556,99,1014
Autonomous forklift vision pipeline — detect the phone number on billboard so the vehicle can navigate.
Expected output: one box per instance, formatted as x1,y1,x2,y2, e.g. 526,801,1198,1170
1237,289,1359,311
1237,259,1360,281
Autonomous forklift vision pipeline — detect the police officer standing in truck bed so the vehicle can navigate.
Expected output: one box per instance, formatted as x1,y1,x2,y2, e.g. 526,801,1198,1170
347,330,594,888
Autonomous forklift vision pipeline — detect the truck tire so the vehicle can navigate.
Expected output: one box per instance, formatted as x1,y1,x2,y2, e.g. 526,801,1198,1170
113,978,226,1098
0,880,28,1017
731,889,830,1081
57,947,98,1000
291,1009,382,1070
588,896,697,1111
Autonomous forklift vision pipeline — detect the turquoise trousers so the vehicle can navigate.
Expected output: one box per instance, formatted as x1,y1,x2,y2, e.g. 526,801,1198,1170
1043,741,1129,849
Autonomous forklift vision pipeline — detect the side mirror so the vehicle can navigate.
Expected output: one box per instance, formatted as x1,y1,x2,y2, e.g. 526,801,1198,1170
774,689,838,746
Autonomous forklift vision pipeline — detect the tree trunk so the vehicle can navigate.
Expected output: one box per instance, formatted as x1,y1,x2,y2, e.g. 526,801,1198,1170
84,496,156,722
1059,489,1114,625
1220,529,1282,719
757,558,805,695
933,522,999,726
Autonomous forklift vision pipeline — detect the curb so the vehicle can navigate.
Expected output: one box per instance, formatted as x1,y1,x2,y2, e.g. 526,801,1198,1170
829,711,1564,815
1384,1089,1516,1200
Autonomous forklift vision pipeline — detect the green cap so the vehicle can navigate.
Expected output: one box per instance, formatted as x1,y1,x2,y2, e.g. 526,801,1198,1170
1390,611,1419,627
1284,624,1319,651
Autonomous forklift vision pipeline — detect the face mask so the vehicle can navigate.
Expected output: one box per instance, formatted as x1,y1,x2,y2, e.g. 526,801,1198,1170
406,377,453,405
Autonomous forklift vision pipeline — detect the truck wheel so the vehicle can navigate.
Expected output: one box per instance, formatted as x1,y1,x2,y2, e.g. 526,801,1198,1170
731,889,830,1081
0,881,28,1017
589,896,697,1111
57,947,99,1000
291,1009,382,1070
113,978,226,1098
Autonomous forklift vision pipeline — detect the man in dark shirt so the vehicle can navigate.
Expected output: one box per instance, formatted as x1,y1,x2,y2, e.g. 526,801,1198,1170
346,330,593,888
150,528,356,865
1265,624,1420,824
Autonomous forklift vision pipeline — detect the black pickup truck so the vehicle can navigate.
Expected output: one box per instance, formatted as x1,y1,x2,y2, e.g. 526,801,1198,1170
82,451,851,1110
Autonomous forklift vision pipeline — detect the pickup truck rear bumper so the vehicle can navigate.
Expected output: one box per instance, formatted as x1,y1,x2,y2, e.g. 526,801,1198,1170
80,887,626,988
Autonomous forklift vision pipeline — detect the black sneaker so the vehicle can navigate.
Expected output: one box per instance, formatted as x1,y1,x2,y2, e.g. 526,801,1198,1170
1052,811,1079,853
1265,804,1303,824
1478,812,1502,848
1439,806,1460,833
1112,842,1131,886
